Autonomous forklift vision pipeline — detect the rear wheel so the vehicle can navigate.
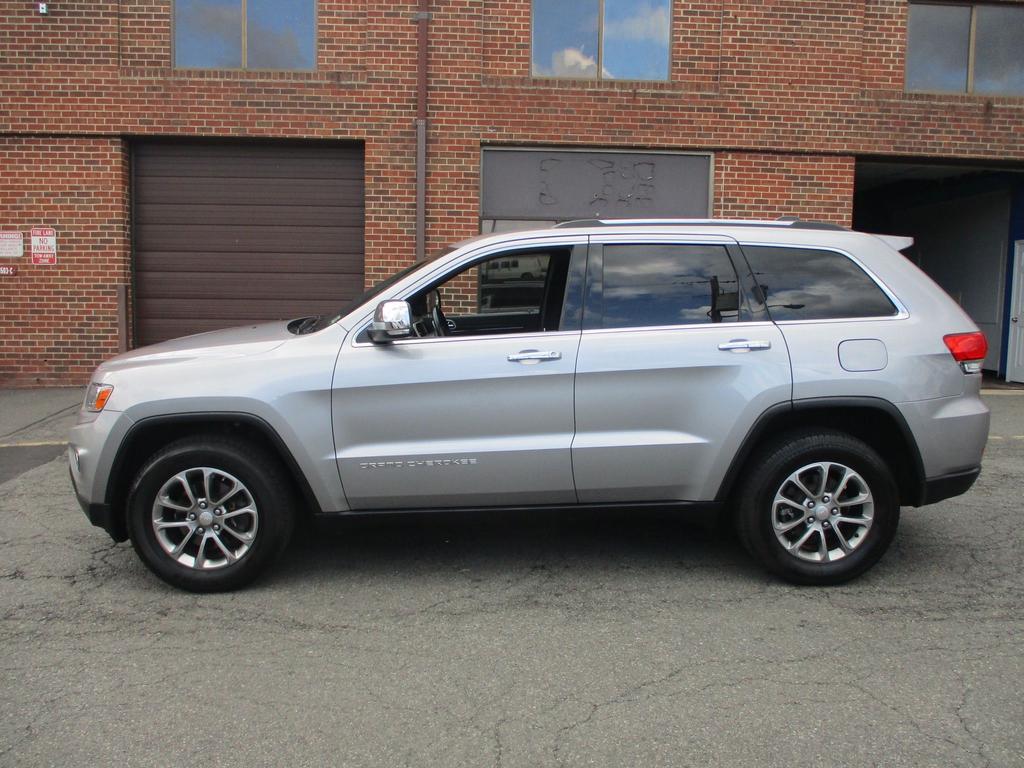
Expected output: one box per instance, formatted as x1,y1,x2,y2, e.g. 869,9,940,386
127,436,294,592
736,429,899,585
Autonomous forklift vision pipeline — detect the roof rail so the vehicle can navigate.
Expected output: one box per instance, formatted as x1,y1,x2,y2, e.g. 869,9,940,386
553,217,848,231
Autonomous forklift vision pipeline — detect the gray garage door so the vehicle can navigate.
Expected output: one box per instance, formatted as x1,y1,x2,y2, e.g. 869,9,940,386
480,148,712,232
133,141,364,346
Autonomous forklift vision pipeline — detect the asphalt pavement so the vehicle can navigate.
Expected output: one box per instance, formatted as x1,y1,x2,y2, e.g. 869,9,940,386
0,387,81,485
1,389,1022,767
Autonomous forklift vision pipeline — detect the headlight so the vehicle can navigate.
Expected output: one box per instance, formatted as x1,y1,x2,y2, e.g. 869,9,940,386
85,383,114,412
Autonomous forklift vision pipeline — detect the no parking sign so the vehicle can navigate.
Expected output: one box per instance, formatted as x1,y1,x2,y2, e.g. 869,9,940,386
30,227,57,265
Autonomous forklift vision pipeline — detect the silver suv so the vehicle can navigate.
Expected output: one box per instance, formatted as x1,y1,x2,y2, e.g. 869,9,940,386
69,219,990,591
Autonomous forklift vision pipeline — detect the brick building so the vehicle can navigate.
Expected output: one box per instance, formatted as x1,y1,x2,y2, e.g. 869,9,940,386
1,0,1023,386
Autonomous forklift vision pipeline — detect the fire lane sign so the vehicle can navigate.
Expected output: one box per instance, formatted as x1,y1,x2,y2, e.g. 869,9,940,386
0,232,23,259
30,227,57,265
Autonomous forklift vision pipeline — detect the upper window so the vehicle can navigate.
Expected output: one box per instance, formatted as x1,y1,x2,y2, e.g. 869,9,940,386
174,0,316,70
906,3,1024,96
741,246,898,321
531,0,671,81
592,244,742,329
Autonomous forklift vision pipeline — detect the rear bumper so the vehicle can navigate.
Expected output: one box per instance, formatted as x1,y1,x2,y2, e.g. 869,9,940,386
897,391,989,484
921,466,981,506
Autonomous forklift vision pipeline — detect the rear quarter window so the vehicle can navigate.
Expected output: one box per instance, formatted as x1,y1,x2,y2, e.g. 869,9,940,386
741,245,898,321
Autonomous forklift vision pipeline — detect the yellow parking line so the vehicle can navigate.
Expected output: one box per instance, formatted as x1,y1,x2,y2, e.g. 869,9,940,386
0,440,68,449
981,389,1024,395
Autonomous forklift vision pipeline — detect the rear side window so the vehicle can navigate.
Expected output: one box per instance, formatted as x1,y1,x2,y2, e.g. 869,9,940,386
597,244,742,328
741,246,898,321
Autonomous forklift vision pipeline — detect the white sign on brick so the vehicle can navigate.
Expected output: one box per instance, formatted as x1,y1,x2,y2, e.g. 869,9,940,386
30,227,57,265
0,231,23,258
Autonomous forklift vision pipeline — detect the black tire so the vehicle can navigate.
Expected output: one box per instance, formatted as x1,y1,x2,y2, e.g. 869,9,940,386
127,436,295,592
735,429,900,585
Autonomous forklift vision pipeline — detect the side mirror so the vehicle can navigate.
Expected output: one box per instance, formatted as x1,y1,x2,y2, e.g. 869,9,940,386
368,300,413,343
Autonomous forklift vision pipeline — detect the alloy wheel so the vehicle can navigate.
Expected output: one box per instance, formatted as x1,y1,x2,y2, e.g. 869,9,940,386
150,467,259,570
771,461,874,563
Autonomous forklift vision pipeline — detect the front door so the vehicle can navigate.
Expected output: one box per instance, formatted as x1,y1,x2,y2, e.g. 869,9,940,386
1008,240,1024,383
571,236,792,503
332,244,586,509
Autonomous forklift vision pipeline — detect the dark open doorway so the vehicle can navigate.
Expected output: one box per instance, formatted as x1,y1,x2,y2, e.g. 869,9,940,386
853,160,1024,379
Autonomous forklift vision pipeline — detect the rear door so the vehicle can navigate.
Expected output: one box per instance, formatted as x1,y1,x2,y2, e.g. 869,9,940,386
572,234,792,503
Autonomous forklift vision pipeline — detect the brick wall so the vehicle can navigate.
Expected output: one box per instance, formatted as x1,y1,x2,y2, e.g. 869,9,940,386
0,137,129,386
714,153,855,225
1,0,1022,384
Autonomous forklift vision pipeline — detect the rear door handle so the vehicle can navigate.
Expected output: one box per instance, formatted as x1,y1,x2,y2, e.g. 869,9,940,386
507,350,562,363
718,339,772,352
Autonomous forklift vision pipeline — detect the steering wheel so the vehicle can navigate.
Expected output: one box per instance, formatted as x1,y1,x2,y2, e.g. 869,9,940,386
427,290,448,337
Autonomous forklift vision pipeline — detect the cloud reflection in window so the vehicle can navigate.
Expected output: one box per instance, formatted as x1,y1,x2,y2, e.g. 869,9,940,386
600,245,740,328
742,246,897,320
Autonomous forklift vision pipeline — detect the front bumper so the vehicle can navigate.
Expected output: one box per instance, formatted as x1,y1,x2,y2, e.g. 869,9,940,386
68,409,133,542
70,462,126,541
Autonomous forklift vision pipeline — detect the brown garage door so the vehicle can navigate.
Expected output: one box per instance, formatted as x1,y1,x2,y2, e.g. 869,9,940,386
133,141,364,346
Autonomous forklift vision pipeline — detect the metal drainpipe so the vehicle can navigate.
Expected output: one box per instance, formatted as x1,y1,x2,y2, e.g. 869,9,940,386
415,0,429,262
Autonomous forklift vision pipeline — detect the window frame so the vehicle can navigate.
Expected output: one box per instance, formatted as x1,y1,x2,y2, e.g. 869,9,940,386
530,0,673,83
582,240,756,332
172,0,318,72
735,242,909,325
905,2,1024,97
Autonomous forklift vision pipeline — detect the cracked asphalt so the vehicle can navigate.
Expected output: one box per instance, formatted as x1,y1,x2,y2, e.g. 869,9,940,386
1,391,1022,767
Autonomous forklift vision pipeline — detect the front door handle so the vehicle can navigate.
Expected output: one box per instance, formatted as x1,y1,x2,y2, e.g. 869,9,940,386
507,350,562,363
718,339,772,352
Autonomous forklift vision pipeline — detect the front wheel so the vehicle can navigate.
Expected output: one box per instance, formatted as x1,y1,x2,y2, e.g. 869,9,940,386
735,429,900,585
127,436,295,592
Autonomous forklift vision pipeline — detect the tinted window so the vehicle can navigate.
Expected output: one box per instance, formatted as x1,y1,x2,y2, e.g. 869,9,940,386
175,0,243,68
397,249,574,338
905,3,1024,96
597,244,741,328
531,0,670,81
602,0,671,80
974,6,1024,96
532,0,598,78
905,4,970,93
741,246,898,321
248,0,316,70
451,253,551,315
175,0,315,70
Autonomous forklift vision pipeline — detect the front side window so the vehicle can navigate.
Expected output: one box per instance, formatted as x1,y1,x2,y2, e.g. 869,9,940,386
591,244,742,329
906,3,1024,95
174,0,316,70
741,246,898,321
405,248,575,338
531,0,671,81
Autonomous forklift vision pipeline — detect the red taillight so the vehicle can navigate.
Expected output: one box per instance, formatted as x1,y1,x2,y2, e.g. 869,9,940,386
943,332,988,369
